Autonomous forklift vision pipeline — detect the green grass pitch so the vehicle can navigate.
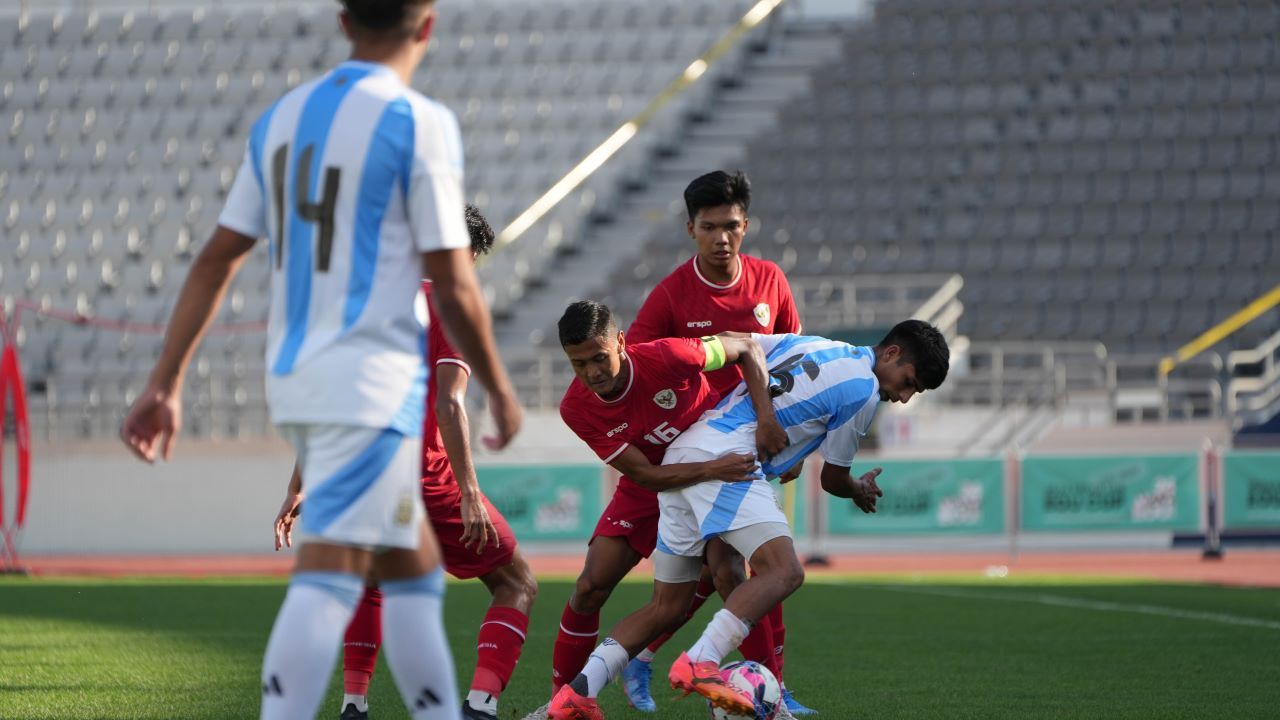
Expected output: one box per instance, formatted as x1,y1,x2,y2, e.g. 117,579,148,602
3,576,1279,719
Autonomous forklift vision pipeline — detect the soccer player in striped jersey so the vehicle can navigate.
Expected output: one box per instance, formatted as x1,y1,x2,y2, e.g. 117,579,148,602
547,321,949,719
624,170,807,714
122,3,522,719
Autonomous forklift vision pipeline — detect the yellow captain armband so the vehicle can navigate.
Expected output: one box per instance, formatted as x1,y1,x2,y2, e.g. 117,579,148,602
701,336,727,372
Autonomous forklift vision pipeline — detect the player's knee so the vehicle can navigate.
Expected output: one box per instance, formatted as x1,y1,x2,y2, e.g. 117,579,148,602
780,558,805,595
516,562,539,608
573,574,612,614
712,560,746,596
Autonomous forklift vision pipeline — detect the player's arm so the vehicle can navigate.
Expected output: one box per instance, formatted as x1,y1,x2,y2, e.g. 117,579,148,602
274,463,304,551
121,225,256,462
709,334,789,460
433,362,499,552
820,462,883,513
608,446,757,492
422,248,522,451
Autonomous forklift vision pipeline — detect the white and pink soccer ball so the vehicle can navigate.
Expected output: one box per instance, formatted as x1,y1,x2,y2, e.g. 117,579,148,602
707,660,781,720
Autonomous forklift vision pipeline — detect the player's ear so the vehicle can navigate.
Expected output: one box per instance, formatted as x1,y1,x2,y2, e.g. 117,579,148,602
616,329,626,350
415,9,436,43
686,218,695,239
741,215,749,235
337,11,353,40
882,344,901,364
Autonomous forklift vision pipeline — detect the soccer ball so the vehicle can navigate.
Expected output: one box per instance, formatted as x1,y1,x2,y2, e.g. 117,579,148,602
706,660,780,720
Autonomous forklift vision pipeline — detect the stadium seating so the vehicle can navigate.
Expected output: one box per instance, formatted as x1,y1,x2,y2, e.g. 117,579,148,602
549,0,1279,363
0,0,754,438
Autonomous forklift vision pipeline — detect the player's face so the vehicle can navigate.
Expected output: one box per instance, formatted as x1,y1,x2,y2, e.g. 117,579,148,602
564,331,627,397
874,345,926,404
688,204,748,277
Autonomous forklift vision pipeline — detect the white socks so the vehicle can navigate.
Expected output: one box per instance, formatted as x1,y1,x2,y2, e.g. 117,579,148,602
342,694,368,713
380,569,460,720
687,609,750,666
635,647,656,663
582,638,631,698
260,572,362,720
466,689,498,715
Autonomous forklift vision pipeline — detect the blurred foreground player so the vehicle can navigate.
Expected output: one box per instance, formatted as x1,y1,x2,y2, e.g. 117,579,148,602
122,2,522,718
275,208,536,720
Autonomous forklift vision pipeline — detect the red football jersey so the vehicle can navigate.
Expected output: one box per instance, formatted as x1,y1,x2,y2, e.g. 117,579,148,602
420,282,470,487
560,338,719,493
628,254,801,397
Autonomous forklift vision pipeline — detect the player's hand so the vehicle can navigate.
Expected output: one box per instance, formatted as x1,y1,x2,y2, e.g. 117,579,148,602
707,453,759,483
755,417,789,461
120,383,182,463
459,490,500,553
482,389,523,451
851,467,883,513
273,492,304,551
778,458,804,484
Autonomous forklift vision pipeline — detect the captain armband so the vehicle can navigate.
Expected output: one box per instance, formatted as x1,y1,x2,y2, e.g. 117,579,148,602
700,336,727,372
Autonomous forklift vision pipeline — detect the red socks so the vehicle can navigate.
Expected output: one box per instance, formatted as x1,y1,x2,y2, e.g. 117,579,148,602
551,602,599,691
768,603,786,682
342,586,383,695
471,606,530,696
738,606,779,678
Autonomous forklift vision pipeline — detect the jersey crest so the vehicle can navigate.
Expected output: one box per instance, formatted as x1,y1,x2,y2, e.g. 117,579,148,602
653,388,677,409
754,302,771,328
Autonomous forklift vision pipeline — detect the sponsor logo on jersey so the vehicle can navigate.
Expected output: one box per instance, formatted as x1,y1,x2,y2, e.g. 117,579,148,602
687,320,713,328
653,389,677,409
607,422,629,437
754,302,771,328
615,519,634,529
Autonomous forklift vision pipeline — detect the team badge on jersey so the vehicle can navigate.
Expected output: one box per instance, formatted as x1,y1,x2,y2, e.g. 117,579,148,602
395,497,414,526
754,302,771,328
653,389,677,409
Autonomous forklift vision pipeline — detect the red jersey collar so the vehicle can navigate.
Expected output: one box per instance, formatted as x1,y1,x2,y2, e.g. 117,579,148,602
692,255,744,290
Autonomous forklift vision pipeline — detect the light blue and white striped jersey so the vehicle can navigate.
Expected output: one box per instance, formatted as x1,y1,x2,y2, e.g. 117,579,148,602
667,334,880,476
218,60,469,433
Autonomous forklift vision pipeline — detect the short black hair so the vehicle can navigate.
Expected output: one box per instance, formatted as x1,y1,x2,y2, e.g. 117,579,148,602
340,0,433,37
558,301,617,347
878,320,950,390
684,170,751,221
465,204,494,256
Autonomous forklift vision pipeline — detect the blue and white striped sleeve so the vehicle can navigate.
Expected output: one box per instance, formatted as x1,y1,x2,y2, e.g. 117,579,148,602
817,379,877,467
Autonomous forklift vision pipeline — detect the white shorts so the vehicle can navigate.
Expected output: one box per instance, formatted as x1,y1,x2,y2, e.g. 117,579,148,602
656,447,791,560
278,423,424,551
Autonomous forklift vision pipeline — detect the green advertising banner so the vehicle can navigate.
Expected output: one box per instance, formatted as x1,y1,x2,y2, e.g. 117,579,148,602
826,459,1005,535
1021,454,1200,531
476,464,602,541
1222,452,1280,529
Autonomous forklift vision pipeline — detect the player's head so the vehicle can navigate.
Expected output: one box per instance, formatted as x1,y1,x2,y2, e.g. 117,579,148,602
465,204,495,259
684,170,751,279
559,300,628,398
872,320,949,404
338,1,437,58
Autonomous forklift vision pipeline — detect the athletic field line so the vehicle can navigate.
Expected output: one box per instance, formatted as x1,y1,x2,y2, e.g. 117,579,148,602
863,584,1280,631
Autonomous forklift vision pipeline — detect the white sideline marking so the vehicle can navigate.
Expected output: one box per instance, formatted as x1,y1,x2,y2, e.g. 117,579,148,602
865,585,1280,631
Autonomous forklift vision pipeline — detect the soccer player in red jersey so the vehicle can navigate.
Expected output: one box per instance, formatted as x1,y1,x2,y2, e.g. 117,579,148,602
275,207,536,720
625,170,811,715
534,300,787,719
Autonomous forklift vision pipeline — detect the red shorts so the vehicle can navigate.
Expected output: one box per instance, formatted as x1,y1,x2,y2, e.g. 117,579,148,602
422,473,518,580
591,478,660,558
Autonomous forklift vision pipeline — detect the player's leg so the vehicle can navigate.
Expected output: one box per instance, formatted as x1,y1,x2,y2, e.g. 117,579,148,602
465,549,538,719
340,584,383,719
551,535,642,692
705,540,783,680
548,552,703,720
623,546,732,711
261,424,397,720
261,541,372,720
371,519,459,720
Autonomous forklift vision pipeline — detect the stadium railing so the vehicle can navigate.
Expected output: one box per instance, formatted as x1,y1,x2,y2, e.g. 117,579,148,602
1227,328,1280,430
